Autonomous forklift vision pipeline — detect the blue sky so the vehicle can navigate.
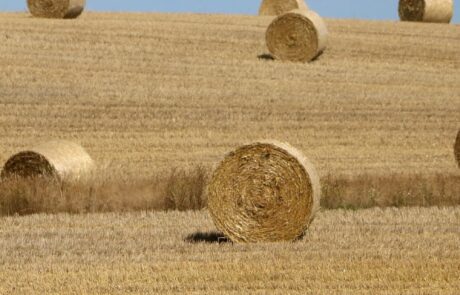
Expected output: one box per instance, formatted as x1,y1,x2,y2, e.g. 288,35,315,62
1,1,458,22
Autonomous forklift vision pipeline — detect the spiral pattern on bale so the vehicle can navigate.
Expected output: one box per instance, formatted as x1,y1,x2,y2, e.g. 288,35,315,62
266,9,328,63
455,130,460,168
207,141,321,243
27,0,85,19
259,0,308,16
399,0,453,23
1,140,94,182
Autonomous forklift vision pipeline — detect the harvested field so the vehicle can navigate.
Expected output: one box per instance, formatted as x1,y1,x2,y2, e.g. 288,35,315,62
0,11,459,293
0,12,458,179
0,207,459,294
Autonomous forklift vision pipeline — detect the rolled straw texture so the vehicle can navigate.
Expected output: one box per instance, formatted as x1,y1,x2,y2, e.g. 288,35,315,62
266,9,328,63
399,0,453,23
455,130,460,168
27,0,85,19
1,140,94,182
259,0,308,16
207,141,321,243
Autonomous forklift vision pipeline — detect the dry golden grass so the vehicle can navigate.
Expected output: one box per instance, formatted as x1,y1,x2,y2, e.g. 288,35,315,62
321,173,460,209
1,169,458,215
0,207,459,294
0,12,458,179
0,166,208,215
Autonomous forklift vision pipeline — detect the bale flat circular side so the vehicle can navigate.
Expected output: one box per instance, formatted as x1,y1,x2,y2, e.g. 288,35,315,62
266,10,328,63
27,0,86,19
259,0,308,16
1,151,56,179
399,0,453,23
1,140,94,182
207,141,321,243
455,130,460,168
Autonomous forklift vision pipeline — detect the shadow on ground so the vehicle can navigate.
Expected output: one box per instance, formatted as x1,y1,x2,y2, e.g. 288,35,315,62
257,52,325,62
185,231,230,244
257,53,274,60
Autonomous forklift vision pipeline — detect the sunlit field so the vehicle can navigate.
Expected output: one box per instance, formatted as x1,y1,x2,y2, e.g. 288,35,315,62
0,12,459,294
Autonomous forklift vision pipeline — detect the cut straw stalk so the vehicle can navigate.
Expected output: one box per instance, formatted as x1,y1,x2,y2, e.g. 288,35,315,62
1,140,94,182
207,141,321,243
259,0,308,16
27,0,85,19
266,9,328,63
455,130,460,168
399,0,453,23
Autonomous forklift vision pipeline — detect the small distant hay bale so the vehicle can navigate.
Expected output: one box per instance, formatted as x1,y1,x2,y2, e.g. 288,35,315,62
455,130,460,168
399,0,453,23
266,9,328,63
27,0,86,19
259,0,308,16
207,141,321,243
1,140,94,182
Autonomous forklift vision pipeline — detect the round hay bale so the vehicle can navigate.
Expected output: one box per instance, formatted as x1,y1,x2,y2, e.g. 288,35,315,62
27,0,86,19
399,0,453,23
259,0,308,16
266,9,328,63
455,130,460,168
1,140,94,182
207,141,321,243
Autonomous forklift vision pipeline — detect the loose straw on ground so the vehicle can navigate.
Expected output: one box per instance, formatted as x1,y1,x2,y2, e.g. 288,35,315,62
399,0,453,23
259,0,308,16
27,0,85,19
455,130,460,168
207,141,321,243
266,9,328,63
1,140,94,182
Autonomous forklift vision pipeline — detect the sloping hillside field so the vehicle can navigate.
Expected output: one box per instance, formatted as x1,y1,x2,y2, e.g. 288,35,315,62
0,12,459,294
0,12,459,177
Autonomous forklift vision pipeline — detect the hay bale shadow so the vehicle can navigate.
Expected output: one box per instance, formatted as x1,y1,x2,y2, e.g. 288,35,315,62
257,53,275,61
185,231,230,244
258,52,324,62
310,51,325,62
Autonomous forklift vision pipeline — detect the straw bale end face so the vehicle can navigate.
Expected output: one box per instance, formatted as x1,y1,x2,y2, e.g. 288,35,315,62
1,151,56,179
455,130,460,168
1,140,94,183
399,0,453,23
266,10,328,63
399,0,426,21
207,141,321,243
259,0,309,16
27,0,86,19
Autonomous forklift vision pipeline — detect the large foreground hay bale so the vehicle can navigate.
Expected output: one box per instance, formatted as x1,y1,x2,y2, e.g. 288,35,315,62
399,0,453,23
207,141,321,243
1,140,94,182
266,9,328,63
455,130,460,168
27,0,85,19
259,0,308,16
